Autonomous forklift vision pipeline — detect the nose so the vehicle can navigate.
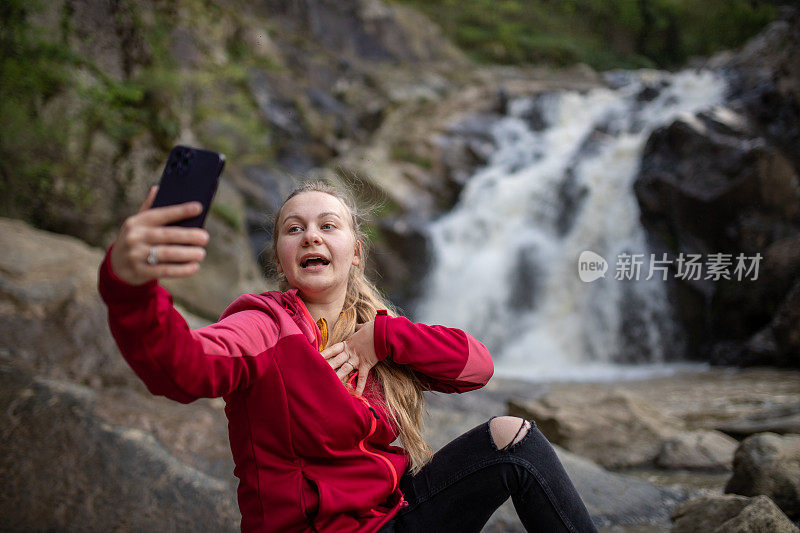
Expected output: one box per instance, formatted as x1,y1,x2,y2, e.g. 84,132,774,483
302,227,321,246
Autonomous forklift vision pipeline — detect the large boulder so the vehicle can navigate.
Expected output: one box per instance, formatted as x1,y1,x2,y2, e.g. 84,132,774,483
634,8,800,367
725,432,800,520
634,107,800,365
656,430,738,472
671,494,798,533
509,389,737,471
0,364,238,532
508,389,683,468
0,217,239,387
0,218,132,388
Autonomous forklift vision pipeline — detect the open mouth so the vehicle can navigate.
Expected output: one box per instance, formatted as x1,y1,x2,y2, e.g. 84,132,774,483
301,256,330,268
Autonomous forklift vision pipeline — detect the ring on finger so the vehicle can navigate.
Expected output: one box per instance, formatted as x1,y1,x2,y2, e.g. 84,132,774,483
147,245,159,265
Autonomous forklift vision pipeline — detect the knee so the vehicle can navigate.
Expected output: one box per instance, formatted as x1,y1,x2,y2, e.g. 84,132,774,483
490,416,531,451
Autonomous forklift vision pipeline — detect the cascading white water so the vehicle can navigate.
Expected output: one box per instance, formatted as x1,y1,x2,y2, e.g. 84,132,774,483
415,69,728,382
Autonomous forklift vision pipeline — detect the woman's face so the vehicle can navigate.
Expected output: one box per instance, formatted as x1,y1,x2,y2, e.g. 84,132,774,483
275,191,360,301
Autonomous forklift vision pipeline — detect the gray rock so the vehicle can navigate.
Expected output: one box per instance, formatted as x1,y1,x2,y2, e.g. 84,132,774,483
0,218,132,389
557,446,687,530
717,401,800,438
0,364,239,532
656,430,738,472
671,494,799,533
725,432,800,520
264,0,466,64
423,381,688,531
508,389,685,468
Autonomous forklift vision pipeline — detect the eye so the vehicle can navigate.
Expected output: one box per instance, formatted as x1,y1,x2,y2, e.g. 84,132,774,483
287,225,303,234
321,222,336,230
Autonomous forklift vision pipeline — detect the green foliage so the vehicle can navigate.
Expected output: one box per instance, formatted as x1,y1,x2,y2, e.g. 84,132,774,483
0,0,275,231
0,0,77,220
389,0,778,69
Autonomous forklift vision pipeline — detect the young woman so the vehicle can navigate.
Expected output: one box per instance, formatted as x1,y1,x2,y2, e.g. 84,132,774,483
99,180,597,532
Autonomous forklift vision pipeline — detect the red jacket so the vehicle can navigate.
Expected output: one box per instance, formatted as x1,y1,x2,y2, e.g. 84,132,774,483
98,249,493,532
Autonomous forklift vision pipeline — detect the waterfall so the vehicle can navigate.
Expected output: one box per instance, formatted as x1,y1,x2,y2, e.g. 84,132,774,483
415,69,727,382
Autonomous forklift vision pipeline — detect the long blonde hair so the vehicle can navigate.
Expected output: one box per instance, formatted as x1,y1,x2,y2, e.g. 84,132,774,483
271,180,432,473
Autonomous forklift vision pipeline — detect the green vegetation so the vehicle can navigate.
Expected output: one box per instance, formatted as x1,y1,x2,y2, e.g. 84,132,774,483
0,0,181,226
0,0,273,235
390,0,779,69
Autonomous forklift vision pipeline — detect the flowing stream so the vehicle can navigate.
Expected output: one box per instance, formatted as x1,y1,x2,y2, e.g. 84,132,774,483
415,69,728,382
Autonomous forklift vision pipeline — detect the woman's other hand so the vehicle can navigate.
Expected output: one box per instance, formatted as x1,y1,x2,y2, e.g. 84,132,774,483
109,186,210,286
320,321,378,395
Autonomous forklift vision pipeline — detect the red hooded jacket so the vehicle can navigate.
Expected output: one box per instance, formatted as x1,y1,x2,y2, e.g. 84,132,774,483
98,249,493,532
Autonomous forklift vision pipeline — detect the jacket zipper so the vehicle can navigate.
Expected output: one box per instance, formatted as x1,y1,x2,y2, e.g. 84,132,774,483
293,299,400,501
356,394,399,494
293,294,321,349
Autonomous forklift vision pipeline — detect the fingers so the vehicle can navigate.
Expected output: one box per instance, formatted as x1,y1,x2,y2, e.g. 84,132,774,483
355,368,368,396
144,261,202,279
327,350,350,370
143,226,210,246
145,244,206,264
138,185,159,213
320,341,346,360
321,341,361,384
134,201,203,228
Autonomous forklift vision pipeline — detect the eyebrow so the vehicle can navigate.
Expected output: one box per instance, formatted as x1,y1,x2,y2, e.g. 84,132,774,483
281,211,343,226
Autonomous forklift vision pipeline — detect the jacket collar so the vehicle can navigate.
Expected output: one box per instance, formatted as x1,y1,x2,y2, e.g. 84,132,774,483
266,288,321,350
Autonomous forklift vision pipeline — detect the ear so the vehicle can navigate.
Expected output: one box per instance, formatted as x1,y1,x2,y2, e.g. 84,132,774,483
352,241,362,266
276,258,283,273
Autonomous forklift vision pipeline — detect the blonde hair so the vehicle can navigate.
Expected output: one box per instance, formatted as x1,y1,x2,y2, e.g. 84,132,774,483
271,179,432,473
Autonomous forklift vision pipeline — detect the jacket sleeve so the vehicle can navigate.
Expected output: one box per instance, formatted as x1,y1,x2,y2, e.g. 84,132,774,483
98,246,279,403
372,311,493,393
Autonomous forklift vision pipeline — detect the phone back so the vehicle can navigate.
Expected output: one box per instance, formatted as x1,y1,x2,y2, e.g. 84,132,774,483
152,146,225,227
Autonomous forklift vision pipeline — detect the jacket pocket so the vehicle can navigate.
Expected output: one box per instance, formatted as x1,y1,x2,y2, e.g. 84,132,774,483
300,472,320,520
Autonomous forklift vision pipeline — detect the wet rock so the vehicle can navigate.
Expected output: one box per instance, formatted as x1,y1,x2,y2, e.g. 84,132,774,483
371,217,431,311
656,430,738,472
437,112,501,192
508,389,685,468
634,107,800,365
634,8,800,367
0,364,238,532
725,432,800,520
671,494,798,533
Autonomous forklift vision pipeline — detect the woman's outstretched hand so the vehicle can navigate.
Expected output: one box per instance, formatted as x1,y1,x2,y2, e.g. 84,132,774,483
109,186,210,286
320,321,378,395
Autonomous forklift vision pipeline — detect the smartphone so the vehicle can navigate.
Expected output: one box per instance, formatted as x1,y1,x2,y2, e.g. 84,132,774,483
151,145,226,227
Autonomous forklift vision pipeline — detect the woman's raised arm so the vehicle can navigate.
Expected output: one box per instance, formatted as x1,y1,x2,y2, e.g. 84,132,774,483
99,189,279,402
373,311,494,393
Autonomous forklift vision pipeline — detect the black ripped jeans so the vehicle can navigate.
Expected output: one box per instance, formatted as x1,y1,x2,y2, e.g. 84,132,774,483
379,418,597,533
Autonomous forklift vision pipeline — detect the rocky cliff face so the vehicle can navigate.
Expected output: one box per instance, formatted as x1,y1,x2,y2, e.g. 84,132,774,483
634,7,800,367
